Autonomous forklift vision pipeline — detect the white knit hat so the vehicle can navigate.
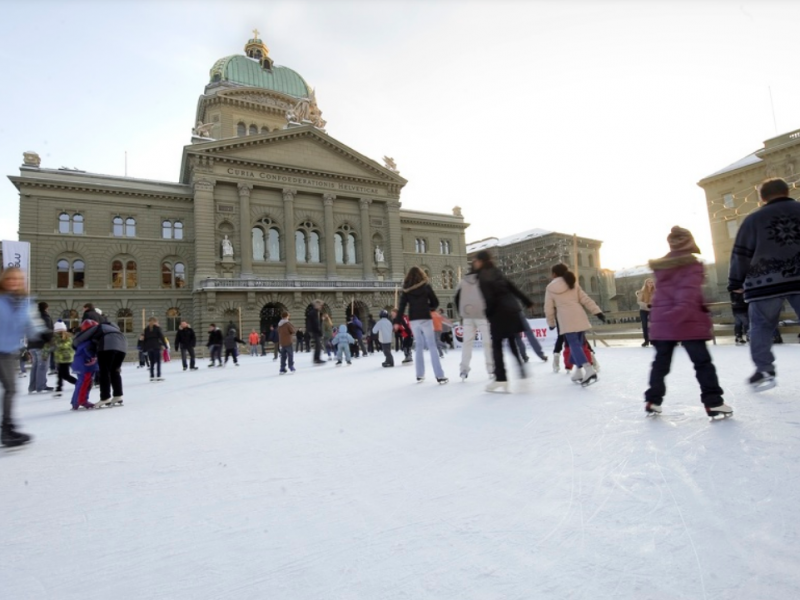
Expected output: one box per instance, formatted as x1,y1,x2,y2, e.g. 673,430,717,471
54,321,67,333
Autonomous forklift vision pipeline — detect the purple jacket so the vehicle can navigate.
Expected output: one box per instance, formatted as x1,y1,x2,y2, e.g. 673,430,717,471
648,253,712,341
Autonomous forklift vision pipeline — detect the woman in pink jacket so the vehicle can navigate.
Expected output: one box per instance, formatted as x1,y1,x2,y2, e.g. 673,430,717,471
643,227,732,418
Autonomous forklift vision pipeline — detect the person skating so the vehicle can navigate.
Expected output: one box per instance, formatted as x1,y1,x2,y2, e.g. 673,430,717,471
52,321,76,398
71,320,100,410
268,325,279,361
391,308,414,364
473,250,532,392
223,328,244,366
730,291,749,346
27,301,53,393
0,267,50,446
514,311,548,364
73,319,128,406
395,266,448,384
306,300,326,364
332,324,355,366
322,313,334,359
348,315,368,358
636,279,655,347
728,177,800,391
295,328,304,353
248,329,260,357
142,317,168,381
372,310,395,367
545,263,606,386
454,263,494,381
175,321,198,371
206,324,223,367
277,311,297,373
645,226,732,418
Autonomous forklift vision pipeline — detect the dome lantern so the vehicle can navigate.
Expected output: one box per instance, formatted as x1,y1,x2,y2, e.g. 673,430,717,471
244,29,273,71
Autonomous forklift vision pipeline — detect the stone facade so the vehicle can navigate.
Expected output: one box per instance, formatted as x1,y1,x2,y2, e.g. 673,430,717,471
698,127,800,299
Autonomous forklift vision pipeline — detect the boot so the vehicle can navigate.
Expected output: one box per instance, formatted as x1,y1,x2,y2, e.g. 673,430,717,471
591,354,600,373
552,353,561,373
570,366,583,382
486,380,509,393
706,403,734,418
2,423,32,447
580,364,598,386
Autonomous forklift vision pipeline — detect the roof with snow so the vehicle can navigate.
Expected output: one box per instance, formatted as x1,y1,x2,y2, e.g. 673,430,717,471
467,228,553,253
701,151,762,181
614,265,653,279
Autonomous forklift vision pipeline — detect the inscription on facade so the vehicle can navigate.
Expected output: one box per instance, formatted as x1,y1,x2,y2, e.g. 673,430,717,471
225,168,382,196
217,204,235,212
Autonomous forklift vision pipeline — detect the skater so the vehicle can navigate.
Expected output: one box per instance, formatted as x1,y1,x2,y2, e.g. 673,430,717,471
348,315,368,358
27,301,54,393
175,321,198,371
295,328,304,353
454,262,494,380
515,309,548,363
71,320,100,409
1,267,50,446
730,291,749,346
277,311,297,373
729,177,800,390
223,328,244,366
52,321,76,398
248,329,260,357
644,226,732,418
545,263,606,386
367,314,377,354
391,308,414,364
372,310,395,367
306,300,326,364
74,319,128,406
81,303,105,324
322,313,334,359
206,324,223,367
331,324,354,366
136,335,149,369
142,317,168,381
395,266,448,384
473,250,532,392
636,279,655,347
259,331,266,357
268,325,279,361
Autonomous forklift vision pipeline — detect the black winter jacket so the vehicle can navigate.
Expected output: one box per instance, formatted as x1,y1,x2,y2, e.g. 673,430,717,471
396,280,439,323
207,329,223,347
477,265,532,338
175,327,196,349
142,325,168,352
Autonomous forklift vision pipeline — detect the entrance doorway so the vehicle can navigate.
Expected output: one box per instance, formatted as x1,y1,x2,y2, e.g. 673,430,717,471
260,302,285,333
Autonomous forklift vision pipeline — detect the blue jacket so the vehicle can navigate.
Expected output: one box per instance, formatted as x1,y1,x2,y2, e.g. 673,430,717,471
331,324,354,347
349,316,364,339
72,339,99,374
0,293,47,354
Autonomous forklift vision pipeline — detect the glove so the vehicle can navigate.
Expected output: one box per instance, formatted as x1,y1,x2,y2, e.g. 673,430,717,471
597,313,607,323
647,304,651,309
549,325,556,331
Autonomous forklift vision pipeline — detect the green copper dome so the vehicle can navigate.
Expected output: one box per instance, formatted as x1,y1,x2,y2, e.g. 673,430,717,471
209,55,312,99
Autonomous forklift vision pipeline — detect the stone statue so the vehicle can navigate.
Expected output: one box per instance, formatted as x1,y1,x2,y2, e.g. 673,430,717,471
222,235,234,257
375,246,385,263
22,151,41,167
193,120,214,138
286,97,311,124
452,205,463,217
383,156,399,173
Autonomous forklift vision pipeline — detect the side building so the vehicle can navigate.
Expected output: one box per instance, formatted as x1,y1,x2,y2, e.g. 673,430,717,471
8,34,468,341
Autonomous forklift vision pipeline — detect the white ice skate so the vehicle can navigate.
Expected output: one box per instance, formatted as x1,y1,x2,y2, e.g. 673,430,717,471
706,403,734,419
580,364,598,387
570,366,583,383
485,380,509,393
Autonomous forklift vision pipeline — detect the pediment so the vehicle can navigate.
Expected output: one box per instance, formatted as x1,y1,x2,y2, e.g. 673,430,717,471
183,126,405,186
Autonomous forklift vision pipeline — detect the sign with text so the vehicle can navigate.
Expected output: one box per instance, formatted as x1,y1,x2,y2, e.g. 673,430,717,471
2,240,31,288
453,318,556,351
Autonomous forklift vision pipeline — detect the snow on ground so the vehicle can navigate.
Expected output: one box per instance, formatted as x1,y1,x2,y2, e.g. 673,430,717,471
3,343,800,599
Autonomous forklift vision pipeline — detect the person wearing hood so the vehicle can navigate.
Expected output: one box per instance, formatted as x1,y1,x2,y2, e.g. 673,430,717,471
454,263,494,380
331,324,354,366
277,311,298,373
72,318,128,406
372,310,395,367
223,327,244,366
544,263,605,386
644,226,732,418
473,250,532,392
206,324,223,367
395,266,448,384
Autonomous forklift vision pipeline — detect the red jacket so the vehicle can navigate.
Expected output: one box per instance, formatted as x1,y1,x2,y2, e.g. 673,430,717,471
648,253,712,341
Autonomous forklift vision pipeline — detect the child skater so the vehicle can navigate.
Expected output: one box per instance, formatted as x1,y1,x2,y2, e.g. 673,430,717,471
52,321,76,398
71,320,99,410
643,226,733,418
332,324,354,366
372,310,395,367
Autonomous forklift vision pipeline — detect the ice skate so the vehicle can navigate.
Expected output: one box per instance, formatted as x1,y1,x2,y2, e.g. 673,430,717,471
485,380,509,393
417,377,425,383
335,361,341,366
706,403,734,419
552,353,561,373
1,425,32,448
580,364,598,387
734,335,746,346
644,401,662,415
437,377,449,385
748,370,776,392
570,366,583,383
591,355,600,373
53,391,62,398
95,398,115,408
112,396,124,406
460,371,468,381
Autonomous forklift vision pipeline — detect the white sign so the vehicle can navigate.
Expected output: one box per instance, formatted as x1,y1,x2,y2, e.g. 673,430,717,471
2,240,31,286
453,318,556,352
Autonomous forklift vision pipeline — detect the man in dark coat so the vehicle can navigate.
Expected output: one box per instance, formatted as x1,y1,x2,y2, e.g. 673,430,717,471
81,303,107,324
73,320,128,405
306,300,326,364
206,324,223,367
175,321,198,371
27,302,54,393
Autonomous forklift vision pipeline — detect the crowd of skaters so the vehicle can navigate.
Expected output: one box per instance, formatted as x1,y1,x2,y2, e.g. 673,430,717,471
2,177,800,446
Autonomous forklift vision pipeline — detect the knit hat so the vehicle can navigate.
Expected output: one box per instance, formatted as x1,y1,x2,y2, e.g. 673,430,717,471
474,250,492,262
53,321,67,333
667,226,700,254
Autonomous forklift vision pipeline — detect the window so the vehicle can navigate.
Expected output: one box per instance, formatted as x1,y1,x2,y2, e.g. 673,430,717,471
112,216,123,236
261,126,269,134
588,254,594,268
174,221,183,240
73,214,84,235
415,238,427,253
335,224,357,264
166,308,181,332
441,269,455,290
249,124,258,135
295,231,306,263
334,233,344,264
346,234,356,265
237,122,246,137
117,308,133,333
577,253,583,267
440,240,452,254
125,217,136,237
58,213,84,234
295,221,321,264
723,193,735,208
579,275,585,289
113,216,135,237
590,276,598,292
161,262,186,289
309,231,320,263
252,218,280,261
446,302,455,319
162,220,173,239
61,309,79,330
112,259,137,288
57,258,85,289
59,213,70,234
727,219,738,239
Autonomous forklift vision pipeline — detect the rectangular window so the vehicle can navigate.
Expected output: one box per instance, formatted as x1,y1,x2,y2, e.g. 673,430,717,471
727,219,739,239
723,193,734,208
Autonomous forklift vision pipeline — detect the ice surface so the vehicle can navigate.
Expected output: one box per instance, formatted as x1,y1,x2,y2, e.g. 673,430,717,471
3,343,800,599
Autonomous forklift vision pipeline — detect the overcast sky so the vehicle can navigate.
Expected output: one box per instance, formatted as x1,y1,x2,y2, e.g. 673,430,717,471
2,0,799,270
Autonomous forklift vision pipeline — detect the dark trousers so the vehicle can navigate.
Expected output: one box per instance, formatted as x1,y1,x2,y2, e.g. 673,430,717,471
553,334,565,354
640,310,650,343
395,332,403,352
224,348,238,364
147,350,162,378
56,362,77,393
381,343,394,366
312,333,322,362
98,350,125,400
733,311,749,338
280,346,294,371
644,340,724,407
0,354,17,428
208,344,222,365
491,335,524,382
180,346,196,369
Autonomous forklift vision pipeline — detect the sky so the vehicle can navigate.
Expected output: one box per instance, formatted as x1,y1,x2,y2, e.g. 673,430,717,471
2,0,800,270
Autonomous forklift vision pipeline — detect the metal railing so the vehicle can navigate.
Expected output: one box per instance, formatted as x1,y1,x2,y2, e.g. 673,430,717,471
197,278,399,290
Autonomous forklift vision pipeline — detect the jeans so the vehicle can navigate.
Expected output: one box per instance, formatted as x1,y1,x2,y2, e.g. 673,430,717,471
518,311,545,358
644,340,724,407
410,320,445,379
733,312,750,338
208,344,222,365
98,350,125,400
459,318,493,377
640,310,650,343
180,346,196,369
564,332,589,367
249,344,259,356
27,349,48,392
280,346,295,371
748,294,800,371
147,350,162,378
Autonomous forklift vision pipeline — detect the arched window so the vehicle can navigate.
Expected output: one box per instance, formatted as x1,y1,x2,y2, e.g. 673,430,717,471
440,240,452,255
267,228,280,261
73,260,85,288
57,259,70,288
261,126,269,134
237,122,246,137
161,262,186,289
161,263,173,288
253,218,280,261
249,124,258,135
588,254,594,268
112,216,124,237
334,233,344,264
174,221,183,240
295,221,321,264
117,308,133,333
58,213,70,234
58,213,84,234
295,231,306,263
162,220,173,239
579,275,585,289
309,231,320,263
252,227,265,261
73,214,84,235
335,224,357,264
346,234,357,265
441,269,455,290
175,263,186,288
415,238,427,253
166,308,181,332
577,253,583,267
112,259,137,289
57,258,85,289
125,218,136,237
61,309,79,330
590,276,598,293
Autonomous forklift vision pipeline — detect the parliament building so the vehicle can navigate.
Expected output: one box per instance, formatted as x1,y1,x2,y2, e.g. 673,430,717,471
9,34,468,337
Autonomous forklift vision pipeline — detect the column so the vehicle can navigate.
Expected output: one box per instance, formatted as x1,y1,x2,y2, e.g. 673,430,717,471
323,193,337,279
283,188,297,279
386,200,404,280
359,198,374,280
238,183,253,278
192,177,217,286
